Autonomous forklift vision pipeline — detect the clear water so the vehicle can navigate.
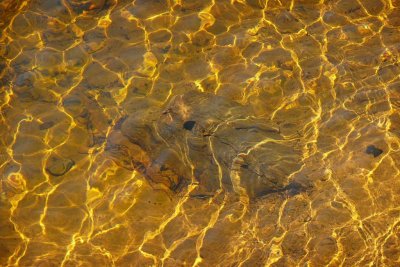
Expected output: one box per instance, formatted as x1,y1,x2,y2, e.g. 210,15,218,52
1,0,400,266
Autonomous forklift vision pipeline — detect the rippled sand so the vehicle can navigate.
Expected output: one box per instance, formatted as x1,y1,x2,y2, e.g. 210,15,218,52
1,0,400,266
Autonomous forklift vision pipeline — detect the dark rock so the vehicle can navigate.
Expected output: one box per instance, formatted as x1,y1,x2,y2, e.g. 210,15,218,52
39,121,54,130
189,194,214,200
183,120,196,131
254,181,304,198
366,145,383,157
285,182,303,197
240,164,249,169
62,97,81,107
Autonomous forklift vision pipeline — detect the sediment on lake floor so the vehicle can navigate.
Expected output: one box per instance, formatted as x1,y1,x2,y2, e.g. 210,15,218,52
1,0,400,266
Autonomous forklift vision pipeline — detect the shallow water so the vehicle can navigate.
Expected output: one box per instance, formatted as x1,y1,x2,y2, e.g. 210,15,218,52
1,0,400,266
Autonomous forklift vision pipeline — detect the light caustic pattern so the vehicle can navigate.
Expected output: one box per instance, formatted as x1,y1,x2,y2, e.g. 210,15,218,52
1,0,400,266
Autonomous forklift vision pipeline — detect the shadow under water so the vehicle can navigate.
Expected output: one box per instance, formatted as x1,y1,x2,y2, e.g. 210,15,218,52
1,0,400,266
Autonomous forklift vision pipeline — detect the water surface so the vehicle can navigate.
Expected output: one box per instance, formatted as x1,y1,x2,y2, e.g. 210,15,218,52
1,0,400,266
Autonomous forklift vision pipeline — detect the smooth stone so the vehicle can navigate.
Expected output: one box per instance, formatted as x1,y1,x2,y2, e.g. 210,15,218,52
183,121,196,131
366,145,383,157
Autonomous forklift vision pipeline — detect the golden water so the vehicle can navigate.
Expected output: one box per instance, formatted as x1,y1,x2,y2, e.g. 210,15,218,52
1,0,400,266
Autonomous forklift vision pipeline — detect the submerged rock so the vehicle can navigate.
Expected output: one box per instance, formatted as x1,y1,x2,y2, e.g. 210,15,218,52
65,0,106,14
45,156,75,177
366,145,383,157
183,120,196,131
39,121,55,130
106,91,304,199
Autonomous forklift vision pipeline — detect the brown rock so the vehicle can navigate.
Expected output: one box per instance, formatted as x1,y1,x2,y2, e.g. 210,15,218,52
107,91,304,197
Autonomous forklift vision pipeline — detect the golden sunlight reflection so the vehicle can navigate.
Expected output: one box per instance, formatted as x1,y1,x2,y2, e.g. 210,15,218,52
1,0,400,266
